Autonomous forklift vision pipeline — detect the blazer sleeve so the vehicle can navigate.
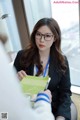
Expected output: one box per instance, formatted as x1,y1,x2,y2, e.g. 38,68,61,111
56,57,72,119
14,50,23,72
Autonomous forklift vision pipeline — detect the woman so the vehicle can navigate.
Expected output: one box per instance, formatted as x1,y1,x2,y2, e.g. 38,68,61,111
14,18,77,120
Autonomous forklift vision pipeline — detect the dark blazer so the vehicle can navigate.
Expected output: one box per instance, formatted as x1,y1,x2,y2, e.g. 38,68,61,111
14,50,72,120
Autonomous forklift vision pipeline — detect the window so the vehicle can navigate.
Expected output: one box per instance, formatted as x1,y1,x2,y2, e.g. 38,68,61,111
50,0,80,93
23,0,52,33
0,0,21,52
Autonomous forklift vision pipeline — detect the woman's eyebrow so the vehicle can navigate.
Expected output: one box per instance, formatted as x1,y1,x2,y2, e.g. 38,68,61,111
37,31,52,35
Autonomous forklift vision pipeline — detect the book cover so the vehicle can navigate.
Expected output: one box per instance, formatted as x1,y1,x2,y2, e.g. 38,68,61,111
20,75,50,95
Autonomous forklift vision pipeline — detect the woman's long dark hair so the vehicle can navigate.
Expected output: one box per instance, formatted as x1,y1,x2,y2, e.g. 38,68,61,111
20,18,67,75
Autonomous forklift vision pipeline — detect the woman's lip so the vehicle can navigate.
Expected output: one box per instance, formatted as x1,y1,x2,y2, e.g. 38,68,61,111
39,44,45,47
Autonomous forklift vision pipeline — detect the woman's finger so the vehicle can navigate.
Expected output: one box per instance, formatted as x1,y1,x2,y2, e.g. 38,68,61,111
20,70,27,76
18,70,27,81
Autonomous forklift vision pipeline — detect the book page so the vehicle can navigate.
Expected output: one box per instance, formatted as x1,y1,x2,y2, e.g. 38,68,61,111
20,75,49,95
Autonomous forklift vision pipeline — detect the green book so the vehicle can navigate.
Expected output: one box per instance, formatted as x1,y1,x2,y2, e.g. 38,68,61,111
20,75,50,95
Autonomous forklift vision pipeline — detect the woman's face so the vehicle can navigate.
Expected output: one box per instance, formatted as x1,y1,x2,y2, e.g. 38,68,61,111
35,25,55,52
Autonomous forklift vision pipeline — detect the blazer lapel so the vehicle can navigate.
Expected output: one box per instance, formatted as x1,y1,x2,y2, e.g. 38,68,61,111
26,64,34,75
48,56,61,91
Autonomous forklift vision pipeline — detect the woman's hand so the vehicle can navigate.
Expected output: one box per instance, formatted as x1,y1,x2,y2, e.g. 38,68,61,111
18,70,27,81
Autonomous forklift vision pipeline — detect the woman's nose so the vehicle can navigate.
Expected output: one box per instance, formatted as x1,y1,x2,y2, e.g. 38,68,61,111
40,36,45,42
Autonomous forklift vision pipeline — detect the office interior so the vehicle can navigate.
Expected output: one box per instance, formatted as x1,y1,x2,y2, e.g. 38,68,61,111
0,0,80,96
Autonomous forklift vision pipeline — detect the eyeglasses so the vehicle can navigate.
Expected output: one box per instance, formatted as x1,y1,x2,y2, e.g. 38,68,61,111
35,31,53,41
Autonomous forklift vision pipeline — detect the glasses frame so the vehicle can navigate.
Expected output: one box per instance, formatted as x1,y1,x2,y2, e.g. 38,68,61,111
35,31,53,41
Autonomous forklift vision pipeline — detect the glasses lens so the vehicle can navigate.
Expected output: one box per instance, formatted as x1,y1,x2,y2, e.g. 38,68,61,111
45,34,53,41
36,32,41,39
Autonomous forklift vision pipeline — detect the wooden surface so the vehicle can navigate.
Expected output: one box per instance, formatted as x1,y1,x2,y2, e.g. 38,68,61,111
71,93,80,120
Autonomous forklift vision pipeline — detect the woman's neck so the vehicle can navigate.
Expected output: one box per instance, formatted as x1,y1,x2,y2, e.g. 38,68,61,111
39,49,50,65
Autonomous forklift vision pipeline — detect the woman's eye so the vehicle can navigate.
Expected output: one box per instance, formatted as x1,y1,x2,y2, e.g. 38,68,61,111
46,35,51,38
36,32,41,36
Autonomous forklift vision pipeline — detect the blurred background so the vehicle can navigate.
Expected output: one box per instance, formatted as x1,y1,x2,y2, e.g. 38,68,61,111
0,0,80,93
